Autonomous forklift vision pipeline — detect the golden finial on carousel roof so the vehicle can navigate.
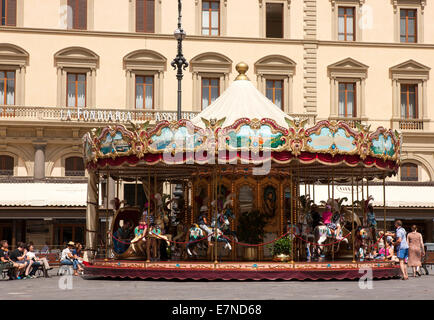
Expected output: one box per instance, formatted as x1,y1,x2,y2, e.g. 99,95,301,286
234,62,249,81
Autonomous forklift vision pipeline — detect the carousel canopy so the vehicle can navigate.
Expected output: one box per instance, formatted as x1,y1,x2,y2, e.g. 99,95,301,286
191,63,291,129
82,62,402,181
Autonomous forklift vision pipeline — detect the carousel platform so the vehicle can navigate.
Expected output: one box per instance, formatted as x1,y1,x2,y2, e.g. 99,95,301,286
83,259,400,281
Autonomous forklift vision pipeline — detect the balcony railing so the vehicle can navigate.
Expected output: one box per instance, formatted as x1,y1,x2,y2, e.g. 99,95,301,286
0,105,317,126
398,119,424,131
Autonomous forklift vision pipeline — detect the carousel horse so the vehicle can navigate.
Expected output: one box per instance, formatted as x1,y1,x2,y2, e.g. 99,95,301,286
313,198,349,258
298,195,317,260
212,194,238,243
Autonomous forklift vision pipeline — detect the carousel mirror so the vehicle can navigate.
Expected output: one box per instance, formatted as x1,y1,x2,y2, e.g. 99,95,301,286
238,185,254,214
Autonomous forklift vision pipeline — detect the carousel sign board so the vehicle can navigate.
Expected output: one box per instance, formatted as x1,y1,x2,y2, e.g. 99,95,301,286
60,107,197,123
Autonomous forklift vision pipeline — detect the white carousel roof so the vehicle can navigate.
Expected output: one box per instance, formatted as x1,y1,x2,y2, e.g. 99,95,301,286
191,63,292,129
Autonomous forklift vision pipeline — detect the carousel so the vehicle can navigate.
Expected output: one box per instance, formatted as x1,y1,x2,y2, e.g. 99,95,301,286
81,63,401,280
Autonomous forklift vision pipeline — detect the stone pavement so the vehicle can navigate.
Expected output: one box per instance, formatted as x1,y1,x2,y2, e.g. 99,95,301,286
0,268,433,300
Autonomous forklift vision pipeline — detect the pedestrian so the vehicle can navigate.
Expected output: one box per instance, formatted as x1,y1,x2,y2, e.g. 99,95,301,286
407,225,425,277
387,220,409,280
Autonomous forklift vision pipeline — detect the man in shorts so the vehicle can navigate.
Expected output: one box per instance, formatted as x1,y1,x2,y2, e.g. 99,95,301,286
388,220,409,280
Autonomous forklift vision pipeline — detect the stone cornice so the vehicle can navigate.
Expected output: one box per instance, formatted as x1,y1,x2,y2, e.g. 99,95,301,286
4,26,434,48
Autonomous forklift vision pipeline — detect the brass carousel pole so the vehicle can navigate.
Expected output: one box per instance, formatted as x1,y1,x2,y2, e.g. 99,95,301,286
134,176,138,206
147,168,151,226
290,170,294,264
105,172,109,260
361,174,365,225
352,171,356,263
383,176,387,260
214,166,219,264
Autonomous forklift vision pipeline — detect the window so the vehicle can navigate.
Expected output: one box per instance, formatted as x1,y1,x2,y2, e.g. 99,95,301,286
400,84,418,119
266,3,283,38
400,9,417,43
338,82,356,117
401,163,418,181
328,58,368,120
266,80,283,109
190,52,231,111
0,155,13,176
255,55,296,113
65,156,85,176
54,47,98,108
136,0,154,33
202,0,219,35
67,73,86,107
135,76,154,109
338,7,355,41
0,0,16,26
201,78,219,109
0,70,15,105
68,0,87,30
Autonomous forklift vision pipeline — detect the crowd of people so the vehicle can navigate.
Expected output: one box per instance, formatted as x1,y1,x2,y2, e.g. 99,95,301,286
0,240,85,280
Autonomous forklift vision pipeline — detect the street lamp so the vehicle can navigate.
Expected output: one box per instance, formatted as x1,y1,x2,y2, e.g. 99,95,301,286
171,0,189,121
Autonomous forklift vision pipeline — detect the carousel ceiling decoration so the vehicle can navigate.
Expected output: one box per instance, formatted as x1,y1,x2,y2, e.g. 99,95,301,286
83,63,402,177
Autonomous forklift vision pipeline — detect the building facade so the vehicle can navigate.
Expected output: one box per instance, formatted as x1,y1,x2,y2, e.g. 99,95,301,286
0,0,433,248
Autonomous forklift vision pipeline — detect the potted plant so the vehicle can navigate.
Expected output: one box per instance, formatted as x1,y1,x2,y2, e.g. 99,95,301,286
269,235,292,262
237,210,267,260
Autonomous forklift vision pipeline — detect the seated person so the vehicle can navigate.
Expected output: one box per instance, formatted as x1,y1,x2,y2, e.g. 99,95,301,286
0,240,23,280
60,241,80,276
322,205,342,239
71,243,84,273
9,242,30,279
26,244,51,278
113,220,133,254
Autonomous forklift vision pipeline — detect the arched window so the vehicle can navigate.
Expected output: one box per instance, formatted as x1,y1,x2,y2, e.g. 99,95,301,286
65,157,85,177
401,163,418,181
0,155,14,176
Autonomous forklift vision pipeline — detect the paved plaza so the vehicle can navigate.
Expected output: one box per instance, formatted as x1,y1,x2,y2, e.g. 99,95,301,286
0,268,433,300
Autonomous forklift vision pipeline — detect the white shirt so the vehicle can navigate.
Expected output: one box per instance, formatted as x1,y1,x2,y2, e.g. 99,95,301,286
61,248,72,261
26,251,36,260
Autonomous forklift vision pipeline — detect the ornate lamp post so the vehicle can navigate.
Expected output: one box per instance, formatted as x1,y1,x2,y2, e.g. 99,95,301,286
171,0,189,121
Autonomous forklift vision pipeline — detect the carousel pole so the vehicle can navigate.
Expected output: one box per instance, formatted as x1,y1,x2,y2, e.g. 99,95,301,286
105,172,109,260
147,168,151,226
312,180,315,203
290,170,294,264
214,166,219,264
331,170,335,199
383,176,387,260
352,171,356,263
361,173,365,225
135,176,138,206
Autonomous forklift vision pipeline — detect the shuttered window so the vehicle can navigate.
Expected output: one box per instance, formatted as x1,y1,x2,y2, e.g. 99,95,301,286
0,0,17,26
401,163,418,182
136,0,155,33
65,157,85,177
68,0,87,30
0,155,13,176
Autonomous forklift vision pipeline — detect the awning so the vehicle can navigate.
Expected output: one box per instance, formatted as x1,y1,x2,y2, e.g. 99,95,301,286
0,183,87,207
300,184,434,208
